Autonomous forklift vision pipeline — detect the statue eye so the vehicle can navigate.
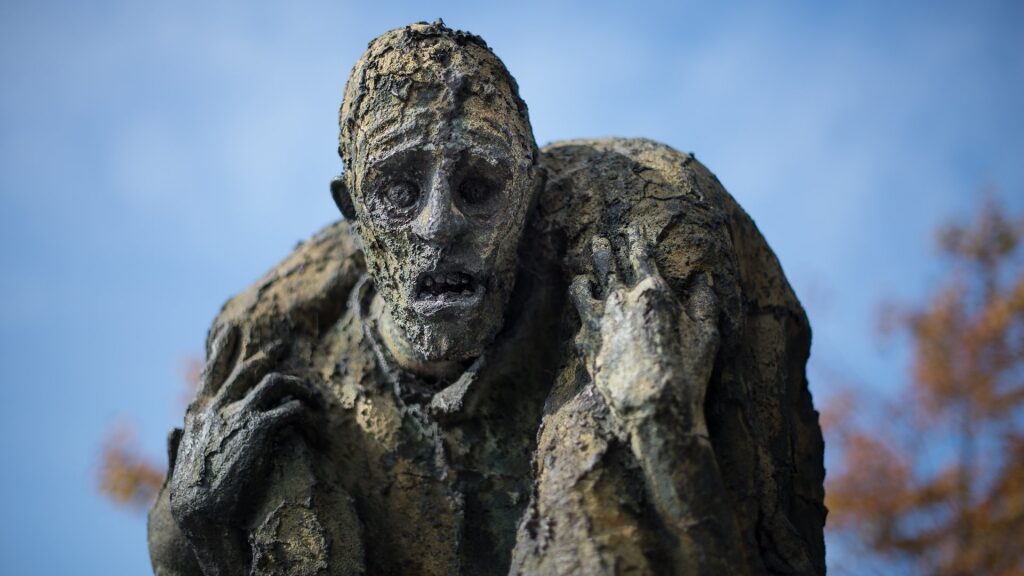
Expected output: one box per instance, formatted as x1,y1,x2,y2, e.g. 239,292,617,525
385,181,419,209
459,178,493,205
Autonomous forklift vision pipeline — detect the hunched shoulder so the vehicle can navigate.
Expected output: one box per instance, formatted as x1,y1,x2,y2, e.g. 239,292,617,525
202,220,366,372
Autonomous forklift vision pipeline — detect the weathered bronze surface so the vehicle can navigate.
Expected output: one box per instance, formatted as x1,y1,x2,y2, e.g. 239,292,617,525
149,20,826,576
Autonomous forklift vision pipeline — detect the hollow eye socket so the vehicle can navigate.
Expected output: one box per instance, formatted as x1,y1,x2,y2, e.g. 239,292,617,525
459,178,492,205
385,181,419,209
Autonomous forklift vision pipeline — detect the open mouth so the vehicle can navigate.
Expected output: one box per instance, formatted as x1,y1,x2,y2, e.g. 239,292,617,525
411,269,485,315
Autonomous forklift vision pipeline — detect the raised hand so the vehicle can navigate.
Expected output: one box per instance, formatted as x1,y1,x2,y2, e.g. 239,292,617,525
169,324,324,539
571,226,747,575
570,224,718,428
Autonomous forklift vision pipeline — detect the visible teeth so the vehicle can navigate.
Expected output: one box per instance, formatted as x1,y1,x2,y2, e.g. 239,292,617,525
416,271,480,300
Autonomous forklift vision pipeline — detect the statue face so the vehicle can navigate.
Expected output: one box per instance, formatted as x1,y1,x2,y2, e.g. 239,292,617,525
349,105,535,362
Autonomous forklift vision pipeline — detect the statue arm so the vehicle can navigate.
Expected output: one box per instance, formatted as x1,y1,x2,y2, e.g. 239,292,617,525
535,138,824,573
149,221,367,575
166,327,334,575
151,432,365,576
570,226,750,575
156,334,364,575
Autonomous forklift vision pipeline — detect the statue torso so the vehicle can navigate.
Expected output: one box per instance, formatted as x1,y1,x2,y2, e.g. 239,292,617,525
159,138,824,575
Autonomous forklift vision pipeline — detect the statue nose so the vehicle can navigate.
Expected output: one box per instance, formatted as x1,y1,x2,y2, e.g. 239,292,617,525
411,173,467,245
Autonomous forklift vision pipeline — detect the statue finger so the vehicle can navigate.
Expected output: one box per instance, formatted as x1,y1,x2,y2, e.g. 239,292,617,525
260,339,288,364
212,345,278,408
684,273,717,324
240,373,324,413
591,235,621,294
570,275,602,320
198,323,239,398
259,399,306,431
624,223,656,282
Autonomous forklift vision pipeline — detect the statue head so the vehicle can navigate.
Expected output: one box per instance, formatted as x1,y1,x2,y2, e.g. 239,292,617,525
332,21,540,364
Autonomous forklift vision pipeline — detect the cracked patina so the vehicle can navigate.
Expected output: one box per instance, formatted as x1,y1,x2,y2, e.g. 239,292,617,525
149,20,827,576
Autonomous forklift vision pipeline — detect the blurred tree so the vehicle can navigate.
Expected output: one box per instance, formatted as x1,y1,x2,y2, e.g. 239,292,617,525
98,421,165,509
98,356,203,511
826,197,1024,575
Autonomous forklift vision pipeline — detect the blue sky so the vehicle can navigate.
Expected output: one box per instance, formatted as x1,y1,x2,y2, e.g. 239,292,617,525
1,1,1021,573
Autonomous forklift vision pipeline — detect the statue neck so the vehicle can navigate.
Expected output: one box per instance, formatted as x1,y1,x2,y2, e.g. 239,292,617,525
370,293,467,381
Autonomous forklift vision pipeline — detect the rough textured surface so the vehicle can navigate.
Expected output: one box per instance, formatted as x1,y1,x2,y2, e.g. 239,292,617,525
337,22,540,364
149,21,825,576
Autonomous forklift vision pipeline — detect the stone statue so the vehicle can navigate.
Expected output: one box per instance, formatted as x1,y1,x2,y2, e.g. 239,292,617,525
148,20,826,576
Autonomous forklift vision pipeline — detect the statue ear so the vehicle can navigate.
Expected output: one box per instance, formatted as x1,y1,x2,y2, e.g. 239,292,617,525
330,176,357,220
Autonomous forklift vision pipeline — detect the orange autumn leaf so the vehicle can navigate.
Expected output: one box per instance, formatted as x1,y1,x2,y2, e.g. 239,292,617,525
826,197,1024,576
